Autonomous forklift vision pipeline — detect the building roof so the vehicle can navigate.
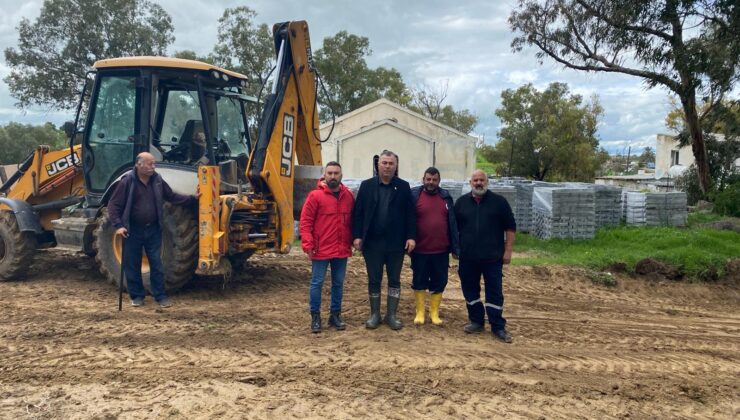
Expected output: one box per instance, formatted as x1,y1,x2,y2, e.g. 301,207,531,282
93,56,248,81
332,118,435,145
320,98,477,142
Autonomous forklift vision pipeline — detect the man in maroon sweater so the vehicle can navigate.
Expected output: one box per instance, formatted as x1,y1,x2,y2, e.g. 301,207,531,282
409,167,460,325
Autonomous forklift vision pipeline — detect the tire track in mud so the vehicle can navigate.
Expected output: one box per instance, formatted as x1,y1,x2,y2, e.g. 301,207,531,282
3,338,738,379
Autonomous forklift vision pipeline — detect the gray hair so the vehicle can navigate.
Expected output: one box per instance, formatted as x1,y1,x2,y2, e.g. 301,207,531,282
380,149,398,162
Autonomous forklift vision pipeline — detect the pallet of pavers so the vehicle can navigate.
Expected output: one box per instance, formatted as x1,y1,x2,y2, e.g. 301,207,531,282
562,183,622,229
625,192,688,227
532,187,596,240
593,185,622,228
488,185,518,218
439,180,465,201
512,181,560,233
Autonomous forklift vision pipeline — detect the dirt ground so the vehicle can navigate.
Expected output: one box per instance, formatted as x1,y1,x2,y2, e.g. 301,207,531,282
0,249,738,419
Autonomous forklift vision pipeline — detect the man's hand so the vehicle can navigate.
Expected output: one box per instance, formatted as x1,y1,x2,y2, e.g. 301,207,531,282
503,249,513,264
353,238,362,251
116,227,129,238
405,239,416,254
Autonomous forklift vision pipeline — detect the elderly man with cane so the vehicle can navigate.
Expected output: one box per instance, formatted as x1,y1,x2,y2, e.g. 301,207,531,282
108,152,197,308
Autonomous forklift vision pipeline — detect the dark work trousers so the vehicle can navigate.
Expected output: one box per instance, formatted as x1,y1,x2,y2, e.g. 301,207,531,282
124,222,167,302
410,252,449,293
458,259,506,331
362,238,405,295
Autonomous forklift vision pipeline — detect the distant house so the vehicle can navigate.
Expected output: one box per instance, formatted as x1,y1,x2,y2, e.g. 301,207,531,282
656,133,740,177
319,99,476,180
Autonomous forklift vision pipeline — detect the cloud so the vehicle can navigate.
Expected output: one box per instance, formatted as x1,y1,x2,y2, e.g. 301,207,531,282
0,0,722,154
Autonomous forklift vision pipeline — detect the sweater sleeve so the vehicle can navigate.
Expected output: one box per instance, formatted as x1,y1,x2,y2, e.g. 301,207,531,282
162,179,195,206
107,178,128,229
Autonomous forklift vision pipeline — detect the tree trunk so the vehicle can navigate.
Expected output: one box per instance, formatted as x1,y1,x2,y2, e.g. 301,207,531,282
680,93,710,196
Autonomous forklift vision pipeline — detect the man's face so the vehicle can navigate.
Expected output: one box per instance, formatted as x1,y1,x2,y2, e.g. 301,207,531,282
137,156,156,177
423,172,440,193
324,164,342,189
378,155,397,179
470,172,488,196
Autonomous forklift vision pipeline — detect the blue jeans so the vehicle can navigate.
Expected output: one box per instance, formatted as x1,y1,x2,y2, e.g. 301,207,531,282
309,258,348,313
124,223,167,302
458,259,506,331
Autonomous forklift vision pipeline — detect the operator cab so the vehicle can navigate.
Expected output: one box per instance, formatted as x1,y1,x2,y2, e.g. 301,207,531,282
78,57,254,205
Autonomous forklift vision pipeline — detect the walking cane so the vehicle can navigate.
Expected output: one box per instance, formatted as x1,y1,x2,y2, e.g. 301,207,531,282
118,236,126,311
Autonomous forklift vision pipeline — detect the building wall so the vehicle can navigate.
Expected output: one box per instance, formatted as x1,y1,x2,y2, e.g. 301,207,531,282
655,133,693,175
320,99,476,180
338,124,433,180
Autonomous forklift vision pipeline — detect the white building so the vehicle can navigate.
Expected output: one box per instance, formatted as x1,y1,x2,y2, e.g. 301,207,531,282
319,99,476,180
656,133,740,177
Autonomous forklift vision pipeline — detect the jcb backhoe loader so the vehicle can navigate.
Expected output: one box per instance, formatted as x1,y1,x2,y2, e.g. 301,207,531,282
0,21,323,291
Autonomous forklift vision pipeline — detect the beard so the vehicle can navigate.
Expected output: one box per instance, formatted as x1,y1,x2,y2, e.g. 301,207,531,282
423,185,438,194
326,179,340,189
472,186,487,196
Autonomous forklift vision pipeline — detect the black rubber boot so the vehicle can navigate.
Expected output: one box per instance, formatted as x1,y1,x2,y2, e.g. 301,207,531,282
328,312,346,330
310,312,321,333
384,295,403,330
365,294,381,329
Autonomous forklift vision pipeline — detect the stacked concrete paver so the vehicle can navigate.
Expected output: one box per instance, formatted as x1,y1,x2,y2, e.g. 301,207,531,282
625,192,687,227
532,187,596,239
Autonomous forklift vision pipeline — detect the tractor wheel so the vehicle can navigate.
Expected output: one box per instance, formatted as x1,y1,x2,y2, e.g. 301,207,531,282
93,204,198,293
0,211,37,281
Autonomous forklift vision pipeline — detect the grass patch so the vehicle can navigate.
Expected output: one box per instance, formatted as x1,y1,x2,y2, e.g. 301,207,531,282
475,150,498,175
513,224,740,281
687,211,725,226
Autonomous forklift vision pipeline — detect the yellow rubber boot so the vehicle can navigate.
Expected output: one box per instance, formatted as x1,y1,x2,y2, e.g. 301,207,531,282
429,293,443,325
413,291,426,325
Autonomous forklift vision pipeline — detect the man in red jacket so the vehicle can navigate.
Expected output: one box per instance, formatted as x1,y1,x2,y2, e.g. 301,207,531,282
300,162,355,333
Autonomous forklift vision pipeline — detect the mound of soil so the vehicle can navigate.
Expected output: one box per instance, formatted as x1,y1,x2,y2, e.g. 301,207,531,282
634,258,684,280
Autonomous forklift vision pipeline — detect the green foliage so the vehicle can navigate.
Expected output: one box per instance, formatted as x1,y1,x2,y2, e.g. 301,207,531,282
510,1,739,195
211,7,274,98
4,0,174,110
711,181,740,217
315,31,410,117
407,82,478,134
0,122,68,165
587,271,617,287
513,225,740,282
686,211,724,227
172,50,213,64
313,31,476,133
675,133,740,205
638,147,655,167
490,82,605,181
475,149,497,175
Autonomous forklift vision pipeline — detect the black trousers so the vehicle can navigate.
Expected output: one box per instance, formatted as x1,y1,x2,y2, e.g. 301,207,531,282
362,239,405,295
410,252,449,293
458,259,506,331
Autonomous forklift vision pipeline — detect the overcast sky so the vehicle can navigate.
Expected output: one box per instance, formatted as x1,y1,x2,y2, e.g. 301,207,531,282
0,0,689,153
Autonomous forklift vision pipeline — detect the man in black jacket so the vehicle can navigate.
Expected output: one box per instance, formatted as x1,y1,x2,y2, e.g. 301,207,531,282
108,152,197,308
454,170,516,343
352,150,416,330
409,167,460,326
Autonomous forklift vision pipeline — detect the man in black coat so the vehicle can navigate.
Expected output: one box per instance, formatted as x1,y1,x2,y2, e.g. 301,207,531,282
454,170,516,343
352,150,416,330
